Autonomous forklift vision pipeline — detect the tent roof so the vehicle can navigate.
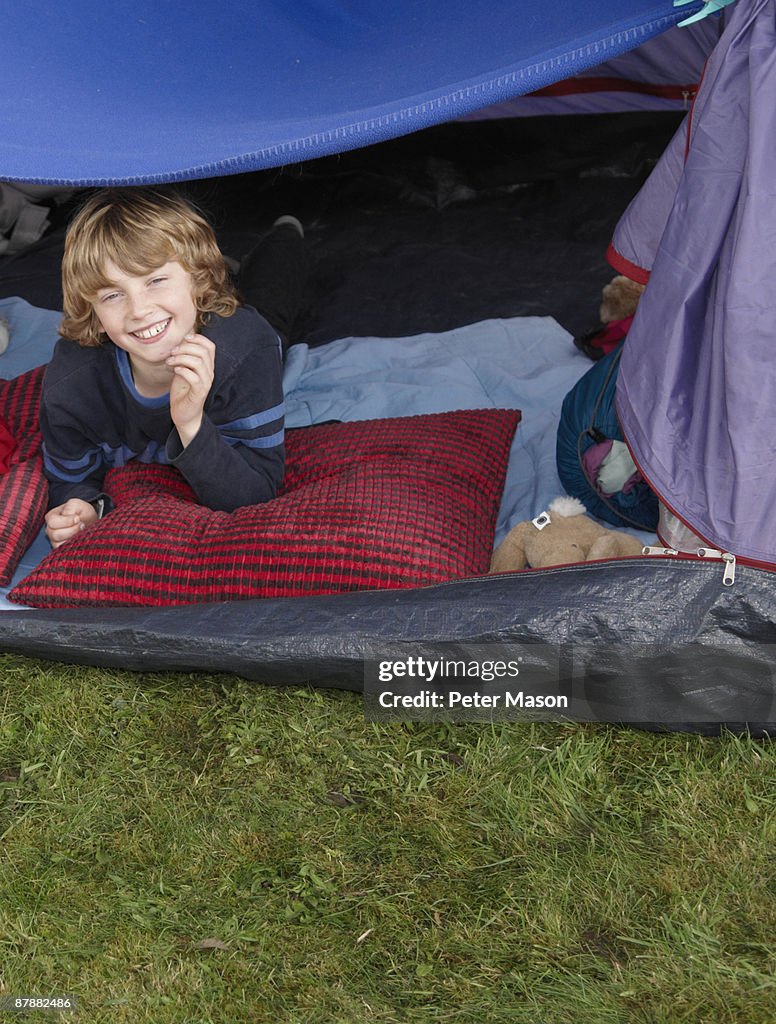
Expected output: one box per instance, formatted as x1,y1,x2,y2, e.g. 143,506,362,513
3,0,697,186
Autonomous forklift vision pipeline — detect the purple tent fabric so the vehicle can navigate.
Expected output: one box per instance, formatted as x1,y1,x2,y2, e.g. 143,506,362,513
612,0,776,564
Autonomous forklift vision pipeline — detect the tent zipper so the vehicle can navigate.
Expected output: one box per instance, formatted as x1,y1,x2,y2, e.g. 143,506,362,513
641,544,736,585
696,548,736,586
479,545,776,588
613,415,749,584
613,443,776,577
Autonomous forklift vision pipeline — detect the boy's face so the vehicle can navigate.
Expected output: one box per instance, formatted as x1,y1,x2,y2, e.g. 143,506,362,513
93,260,198,373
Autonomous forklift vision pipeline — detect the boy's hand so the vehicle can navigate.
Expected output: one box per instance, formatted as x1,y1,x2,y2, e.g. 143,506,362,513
167,333,215,448
45,498,98,548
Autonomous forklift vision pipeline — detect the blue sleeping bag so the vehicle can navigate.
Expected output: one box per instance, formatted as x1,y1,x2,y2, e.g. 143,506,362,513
556,346,658,530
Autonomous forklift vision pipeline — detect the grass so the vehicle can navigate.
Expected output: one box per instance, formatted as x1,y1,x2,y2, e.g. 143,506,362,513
0,653,774,1023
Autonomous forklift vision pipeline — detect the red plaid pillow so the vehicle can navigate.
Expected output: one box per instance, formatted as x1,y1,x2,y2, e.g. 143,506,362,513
9,408,520,607
0,366,48,585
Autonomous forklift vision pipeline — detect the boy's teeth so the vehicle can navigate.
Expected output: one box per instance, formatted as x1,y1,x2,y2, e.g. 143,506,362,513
134,319,169,339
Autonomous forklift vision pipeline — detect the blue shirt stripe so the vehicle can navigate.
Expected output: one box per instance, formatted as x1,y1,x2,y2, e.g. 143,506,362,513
221,427,284,450
218,402,285,433
43,445,103,482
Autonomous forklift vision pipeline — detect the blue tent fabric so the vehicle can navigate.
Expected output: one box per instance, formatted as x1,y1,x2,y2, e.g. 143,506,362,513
613,0,776,564
1,1,698,185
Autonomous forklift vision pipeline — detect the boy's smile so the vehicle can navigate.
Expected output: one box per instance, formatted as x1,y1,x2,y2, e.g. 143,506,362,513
94,260,198,391
131,318,171,342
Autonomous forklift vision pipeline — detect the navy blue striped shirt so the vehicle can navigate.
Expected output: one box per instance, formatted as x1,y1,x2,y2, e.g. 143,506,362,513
41,305,285,512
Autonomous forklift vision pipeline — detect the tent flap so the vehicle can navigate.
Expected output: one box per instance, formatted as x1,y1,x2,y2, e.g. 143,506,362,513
615,0,776,564
1,1,699,185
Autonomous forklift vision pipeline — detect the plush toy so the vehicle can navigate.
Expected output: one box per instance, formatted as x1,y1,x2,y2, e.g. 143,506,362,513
490,496,644,572
575,274,646,361
599,274,645,324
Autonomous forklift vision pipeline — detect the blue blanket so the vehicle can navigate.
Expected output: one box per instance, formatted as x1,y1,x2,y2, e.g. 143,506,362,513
283,317,594,543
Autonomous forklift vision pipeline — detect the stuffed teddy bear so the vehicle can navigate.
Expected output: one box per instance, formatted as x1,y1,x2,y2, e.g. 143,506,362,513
490,496,644,572
599,274,645,324
575,274,646,360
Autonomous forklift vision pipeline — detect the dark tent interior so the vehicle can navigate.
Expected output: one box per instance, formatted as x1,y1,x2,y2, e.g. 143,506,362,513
0,113,681,344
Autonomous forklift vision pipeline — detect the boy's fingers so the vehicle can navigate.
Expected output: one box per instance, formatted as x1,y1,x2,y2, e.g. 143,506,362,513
47,523,78,546
170,350,214,367
167,356,213,376
47,512,78,529
170,366,201,389
167,350,210,367
171,335,215,355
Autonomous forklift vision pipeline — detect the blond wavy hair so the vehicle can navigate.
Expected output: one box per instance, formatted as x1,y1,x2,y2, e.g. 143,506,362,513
60,188,239,346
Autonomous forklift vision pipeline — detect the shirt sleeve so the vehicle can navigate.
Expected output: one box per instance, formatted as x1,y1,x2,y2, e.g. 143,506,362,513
165,316,285,511
40,366,109,509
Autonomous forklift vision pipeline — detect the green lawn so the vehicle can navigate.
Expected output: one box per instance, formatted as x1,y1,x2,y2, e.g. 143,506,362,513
0,653,773,1023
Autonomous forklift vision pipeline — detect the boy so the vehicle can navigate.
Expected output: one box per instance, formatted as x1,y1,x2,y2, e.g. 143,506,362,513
42,188,288,548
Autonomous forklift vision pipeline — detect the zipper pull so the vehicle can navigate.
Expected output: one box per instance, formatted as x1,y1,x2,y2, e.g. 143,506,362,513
722,553,736,586
642,545,737,585
697,547,737,586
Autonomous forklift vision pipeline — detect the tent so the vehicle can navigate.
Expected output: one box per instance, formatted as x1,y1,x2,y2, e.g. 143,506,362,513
1,0,714,185
0,0,774,734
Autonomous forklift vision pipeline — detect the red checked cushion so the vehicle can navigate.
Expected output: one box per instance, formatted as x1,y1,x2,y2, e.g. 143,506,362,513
9,408,520,607
0,366,48,586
